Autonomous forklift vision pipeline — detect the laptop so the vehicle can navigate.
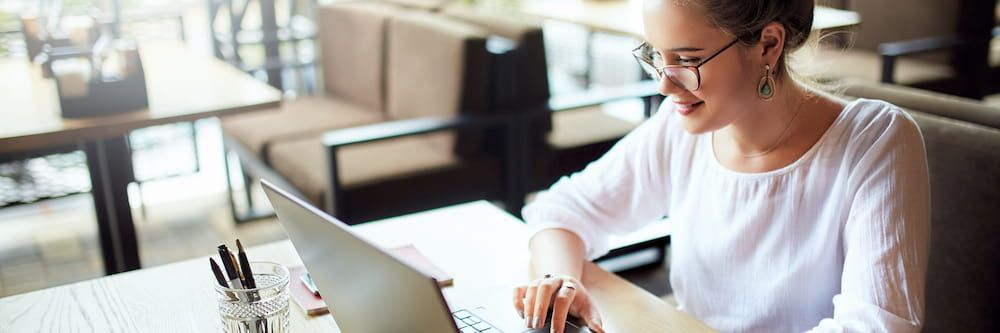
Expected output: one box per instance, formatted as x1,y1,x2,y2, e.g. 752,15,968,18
260,179,590,333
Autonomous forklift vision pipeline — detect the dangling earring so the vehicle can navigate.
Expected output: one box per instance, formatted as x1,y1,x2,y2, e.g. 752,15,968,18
757,64,776,101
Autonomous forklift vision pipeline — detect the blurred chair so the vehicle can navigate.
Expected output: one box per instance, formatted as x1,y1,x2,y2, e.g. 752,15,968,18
811,0,996,99
530,82,659,192
220,2,401,222
438,3,669,266
222,2,522,223
264,8,518,223
841,80,1000,333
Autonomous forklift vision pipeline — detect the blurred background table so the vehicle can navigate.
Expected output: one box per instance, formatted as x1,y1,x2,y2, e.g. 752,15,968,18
488,0,861,39
0,41,282,275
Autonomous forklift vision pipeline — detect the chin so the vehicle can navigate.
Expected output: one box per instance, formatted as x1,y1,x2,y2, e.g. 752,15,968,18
679,116,715,134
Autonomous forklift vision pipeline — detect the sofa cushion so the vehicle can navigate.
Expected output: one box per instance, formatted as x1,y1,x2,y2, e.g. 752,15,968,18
268,134,460,208
317,2,401,113
385,11,490,156
800,47,954,85
547,106,640,149
906,111,1000,333
841,81,1000,333
220,96,383,162
841,79,1000,128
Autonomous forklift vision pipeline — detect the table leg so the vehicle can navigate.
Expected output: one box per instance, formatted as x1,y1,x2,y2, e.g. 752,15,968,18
84,136,141,275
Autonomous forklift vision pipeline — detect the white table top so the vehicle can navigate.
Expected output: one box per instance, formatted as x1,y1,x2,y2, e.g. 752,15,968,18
0,201,710,332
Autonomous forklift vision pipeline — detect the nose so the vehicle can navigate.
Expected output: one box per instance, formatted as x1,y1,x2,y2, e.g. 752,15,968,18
657,76,686,96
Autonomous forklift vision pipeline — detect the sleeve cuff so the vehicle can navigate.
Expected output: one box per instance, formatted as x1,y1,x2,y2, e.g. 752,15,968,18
805,294,923,333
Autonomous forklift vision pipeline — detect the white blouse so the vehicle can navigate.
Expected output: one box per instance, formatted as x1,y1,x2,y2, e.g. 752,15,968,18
523,99,930,333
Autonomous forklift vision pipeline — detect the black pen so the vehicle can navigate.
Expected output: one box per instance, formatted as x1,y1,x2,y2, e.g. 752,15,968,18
236,239,256,289
209,258,229,288
218,244,242,289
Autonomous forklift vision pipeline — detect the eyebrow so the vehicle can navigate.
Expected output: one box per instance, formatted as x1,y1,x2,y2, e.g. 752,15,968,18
665,47,704,52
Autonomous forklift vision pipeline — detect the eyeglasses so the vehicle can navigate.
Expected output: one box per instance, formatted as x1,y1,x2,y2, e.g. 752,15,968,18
631,38,740,91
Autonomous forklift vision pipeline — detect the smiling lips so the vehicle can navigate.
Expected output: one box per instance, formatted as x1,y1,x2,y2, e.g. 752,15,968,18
674,100,704,116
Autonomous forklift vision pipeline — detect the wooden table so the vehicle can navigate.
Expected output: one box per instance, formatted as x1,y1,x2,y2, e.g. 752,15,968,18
0,201,712,332
492,0,861,39
0,41,282,274
467,0,860,89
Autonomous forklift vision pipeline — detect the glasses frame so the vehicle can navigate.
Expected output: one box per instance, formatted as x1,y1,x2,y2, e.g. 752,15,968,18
632,38,740,91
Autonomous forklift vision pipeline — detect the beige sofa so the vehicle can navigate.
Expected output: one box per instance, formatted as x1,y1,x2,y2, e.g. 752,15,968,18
220,2,514,223
841,80,1000,333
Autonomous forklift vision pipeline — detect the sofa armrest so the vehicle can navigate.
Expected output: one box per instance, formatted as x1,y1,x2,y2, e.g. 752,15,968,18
840,79,1000,128
878,35,963,57
320,114,508,149
319,113,516,215
548,80,661,112
877,35,963,83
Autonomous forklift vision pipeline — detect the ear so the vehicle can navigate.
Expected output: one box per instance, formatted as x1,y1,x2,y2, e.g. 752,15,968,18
757,22,786,67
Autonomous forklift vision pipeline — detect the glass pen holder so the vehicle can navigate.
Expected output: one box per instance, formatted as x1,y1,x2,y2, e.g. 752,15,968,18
215,262,291,333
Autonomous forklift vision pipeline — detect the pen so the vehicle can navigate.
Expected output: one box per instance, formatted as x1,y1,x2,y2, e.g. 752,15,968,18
218,244,242,289
230,251,245,287
209,258,229,288
236,239,265,333
236,239,257,289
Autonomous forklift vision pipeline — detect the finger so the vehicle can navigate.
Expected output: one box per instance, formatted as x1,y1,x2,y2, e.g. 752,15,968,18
513,286,527,318
524,280,541,327
549,283,577,333
581,307,605,333
532,279,560,329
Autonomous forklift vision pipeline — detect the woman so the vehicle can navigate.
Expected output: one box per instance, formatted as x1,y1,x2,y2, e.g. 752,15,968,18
513,0,930,332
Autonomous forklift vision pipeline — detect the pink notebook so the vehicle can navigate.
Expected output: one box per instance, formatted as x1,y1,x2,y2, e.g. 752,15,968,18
289,265,328,316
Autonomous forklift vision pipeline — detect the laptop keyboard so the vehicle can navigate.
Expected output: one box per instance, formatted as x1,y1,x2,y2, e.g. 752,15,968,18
452,309,499,333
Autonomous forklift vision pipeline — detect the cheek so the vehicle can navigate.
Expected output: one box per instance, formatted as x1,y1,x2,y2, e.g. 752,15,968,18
697,60,757,112
698,60,756,102
677,60,757,133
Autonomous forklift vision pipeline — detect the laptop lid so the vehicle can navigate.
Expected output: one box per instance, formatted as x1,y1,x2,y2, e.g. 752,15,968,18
260,179,458,333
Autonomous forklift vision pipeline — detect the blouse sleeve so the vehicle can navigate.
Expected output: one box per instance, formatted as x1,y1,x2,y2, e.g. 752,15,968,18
521,106,674,260
807,109,931,333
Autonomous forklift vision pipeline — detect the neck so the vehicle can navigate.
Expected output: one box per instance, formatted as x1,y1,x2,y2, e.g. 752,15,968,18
717,75,811,157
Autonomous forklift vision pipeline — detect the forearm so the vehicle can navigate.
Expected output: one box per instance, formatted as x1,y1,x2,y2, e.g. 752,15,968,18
528,228,587,280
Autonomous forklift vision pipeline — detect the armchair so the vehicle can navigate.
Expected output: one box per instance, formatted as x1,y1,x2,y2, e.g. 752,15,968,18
265,10,519,223
811,0,996,99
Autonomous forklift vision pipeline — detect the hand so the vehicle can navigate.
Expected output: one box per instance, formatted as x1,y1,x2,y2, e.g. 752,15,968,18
513,274,605,333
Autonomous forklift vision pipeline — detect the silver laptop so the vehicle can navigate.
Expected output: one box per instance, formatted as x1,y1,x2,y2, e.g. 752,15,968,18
260,179,590,333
